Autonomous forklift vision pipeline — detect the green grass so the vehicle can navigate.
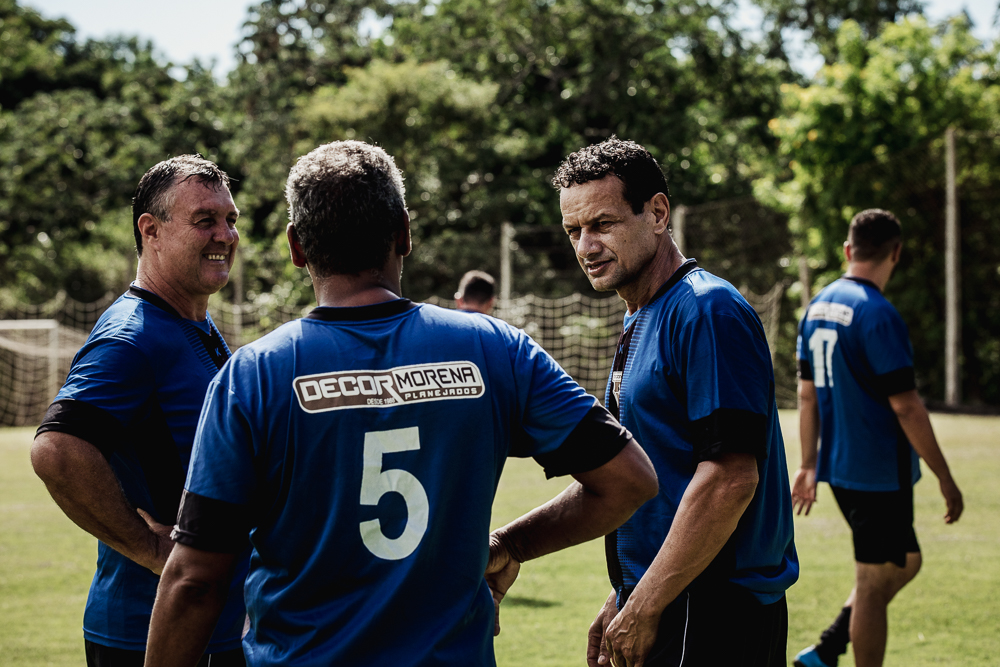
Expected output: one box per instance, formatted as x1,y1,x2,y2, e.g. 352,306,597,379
3,412,998,665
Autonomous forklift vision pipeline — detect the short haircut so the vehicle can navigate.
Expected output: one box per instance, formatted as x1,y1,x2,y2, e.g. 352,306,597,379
455,270,495,304
285,141,407,277
132,154,231,256
848,209,902,262
552,136,669,214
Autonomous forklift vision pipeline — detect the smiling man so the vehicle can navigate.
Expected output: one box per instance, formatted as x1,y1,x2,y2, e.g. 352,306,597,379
31,155,248,667
554,137,798,667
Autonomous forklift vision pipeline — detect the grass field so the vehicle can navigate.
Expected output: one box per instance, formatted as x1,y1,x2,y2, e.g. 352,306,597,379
2,411,998,665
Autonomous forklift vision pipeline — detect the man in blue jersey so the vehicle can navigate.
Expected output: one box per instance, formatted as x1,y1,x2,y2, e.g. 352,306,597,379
554,137,798,667
791,209,963,667
142,140,658,667
31,155,248,666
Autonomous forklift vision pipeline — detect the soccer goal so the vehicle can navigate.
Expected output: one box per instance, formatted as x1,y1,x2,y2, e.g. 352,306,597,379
0,320,88,427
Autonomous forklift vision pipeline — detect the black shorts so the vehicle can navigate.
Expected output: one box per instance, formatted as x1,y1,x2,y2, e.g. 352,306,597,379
85,640,245,667
623,581,787,667
831,485,920,567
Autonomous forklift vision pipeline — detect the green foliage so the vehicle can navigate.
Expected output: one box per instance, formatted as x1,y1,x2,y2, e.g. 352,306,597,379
753,0,925,65
758,16,1000,403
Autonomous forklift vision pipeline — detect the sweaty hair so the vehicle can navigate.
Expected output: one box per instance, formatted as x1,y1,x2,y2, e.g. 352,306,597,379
552,136,669,214
285,141,407,277
455,270,495,304
132,154,231,256
848,209,902,262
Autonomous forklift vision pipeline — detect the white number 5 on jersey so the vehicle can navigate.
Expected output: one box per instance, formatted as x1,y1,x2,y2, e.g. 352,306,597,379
360,427,429,560
808,329,839,388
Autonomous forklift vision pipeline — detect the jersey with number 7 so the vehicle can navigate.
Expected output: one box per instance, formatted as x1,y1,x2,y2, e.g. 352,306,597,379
174,299,626,666
796,276,921,492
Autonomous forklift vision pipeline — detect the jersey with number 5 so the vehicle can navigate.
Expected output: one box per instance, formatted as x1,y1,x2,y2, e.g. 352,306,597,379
175,299,619,667
796,276,920,491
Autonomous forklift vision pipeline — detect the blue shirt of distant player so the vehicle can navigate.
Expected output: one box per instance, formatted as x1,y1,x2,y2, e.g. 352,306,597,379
797,276,921,491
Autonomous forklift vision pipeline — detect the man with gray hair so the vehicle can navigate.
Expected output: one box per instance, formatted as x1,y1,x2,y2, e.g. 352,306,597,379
144,140,657,667
32,155,247,666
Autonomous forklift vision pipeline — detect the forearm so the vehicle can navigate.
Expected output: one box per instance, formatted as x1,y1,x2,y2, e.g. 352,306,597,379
797,380,819,468
622,454,758,619
31,432,168,571
493,440,657,563
145,548,233,667
890,392,953,482
493,480,632,563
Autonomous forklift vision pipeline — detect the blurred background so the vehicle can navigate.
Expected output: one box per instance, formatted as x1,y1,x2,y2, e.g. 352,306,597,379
1,0,999,424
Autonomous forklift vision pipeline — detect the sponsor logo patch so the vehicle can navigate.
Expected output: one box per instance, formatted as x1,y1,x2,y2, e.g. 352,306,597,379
293,361,485,413
807,302,854,327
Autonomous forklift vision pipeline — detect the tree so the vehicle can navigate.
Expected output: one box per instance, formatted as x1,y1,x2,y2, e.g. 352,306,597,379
758,16,1000,403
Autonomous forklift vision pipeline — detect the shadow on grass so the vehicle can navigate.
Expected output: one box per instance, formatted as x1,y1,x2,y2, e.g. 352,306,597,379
504,596,560,608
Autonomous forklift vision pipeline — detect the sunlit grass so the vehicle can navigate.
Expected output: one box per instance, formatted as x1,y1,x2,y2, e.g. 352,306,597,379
3,411,997,665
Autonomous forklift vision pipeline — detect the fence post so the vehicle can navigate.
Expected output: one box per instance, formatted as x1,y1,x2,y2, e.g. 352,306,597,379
499,222,514,317
945,127,961,406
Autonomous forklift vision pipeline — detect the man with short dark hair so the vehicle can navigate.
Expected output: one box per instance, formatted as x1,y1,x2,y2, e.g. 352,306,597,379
554,136,798,667
792,208,963,667
143,140,658,667
31,155,248,666
455,270,496,315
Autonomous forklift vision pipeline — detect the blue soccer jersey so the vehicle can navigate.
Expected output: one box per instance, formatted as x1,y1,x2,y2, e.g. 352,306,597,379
173,299,632,667
796,276,920,491
36,286,248,652
607,260,798,605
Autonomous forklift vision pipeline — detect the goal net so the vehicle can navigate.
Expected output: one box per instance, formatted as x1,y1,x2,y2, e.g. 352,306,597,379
0,320,89,427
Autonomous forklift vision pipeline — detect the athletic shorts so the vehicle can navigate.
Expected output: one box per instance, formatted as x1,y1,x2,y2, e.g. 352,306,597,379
620,581,787,667
831,485,920,567
85,640,246,667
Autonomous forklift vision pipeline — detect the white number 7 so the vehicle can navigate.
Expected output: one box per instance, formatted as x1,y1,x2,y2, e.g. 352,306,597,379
808,329,839,388
359,427,429,560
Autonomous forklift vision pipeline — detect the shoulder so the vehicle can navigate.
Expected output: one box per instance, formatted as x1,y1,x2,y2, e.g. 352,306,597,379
663,268,758,324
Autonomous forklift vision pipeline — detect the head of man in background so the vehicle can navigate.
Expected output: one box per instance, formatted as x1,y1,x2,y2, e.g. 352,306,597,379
132,155,239,319
455,270,496,314
31,155,247,667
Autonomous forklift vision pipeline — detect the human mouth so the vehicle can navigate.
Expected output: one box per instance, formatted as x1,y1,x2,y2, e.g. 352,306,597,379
584,260,611,275
205,253,228,262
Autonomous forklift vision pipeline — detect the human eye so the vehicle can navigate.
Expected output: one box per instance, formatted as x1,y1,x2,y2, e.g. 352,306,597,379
564,226,581,239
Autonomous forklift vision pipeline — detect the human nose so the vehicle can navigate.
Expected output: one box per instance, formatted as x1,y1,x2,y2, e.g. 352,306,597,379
576,227,602,258
214,219,239,247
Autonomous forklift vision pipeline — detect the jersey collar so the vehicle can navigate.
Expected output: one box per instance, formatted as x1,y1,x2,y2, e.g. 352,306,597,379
306,298,417,322
648,258,699,305
128,284,187,319
842,275,882,293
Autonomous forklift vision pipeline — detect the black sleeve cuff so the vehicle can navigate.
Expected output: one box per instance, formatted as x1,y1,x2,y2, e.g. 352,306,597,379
690,408,768,464
172,490,251,553
534,405,633,478
797,358,813,381
874,366,916,397
35,399,124,459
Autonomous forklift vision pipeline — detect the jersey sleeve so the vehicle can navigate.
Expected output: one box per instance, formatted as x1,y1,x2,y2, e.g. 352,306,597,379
502,326,629,477
173,361,257,553
678,293,771,463
36,337,153,457
865,305,916,396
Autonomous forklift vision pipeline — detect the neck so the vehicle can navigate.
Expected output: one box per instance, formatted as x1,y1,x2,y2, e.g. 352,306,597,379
134,264,209,321
312,266,403,308
845,260,893,292
618,242,686,314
